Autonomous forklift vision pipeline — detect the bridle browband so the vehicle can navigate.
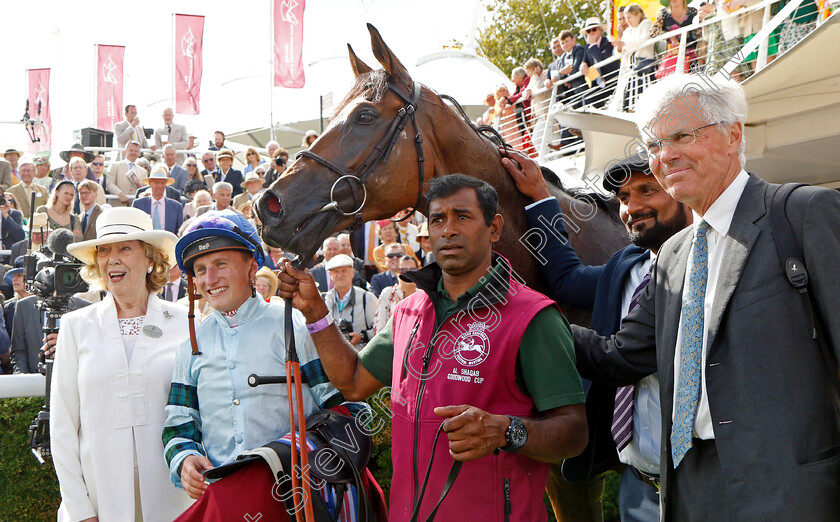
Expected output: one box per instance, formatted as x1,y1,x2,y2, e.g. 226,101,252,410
296,81,426,229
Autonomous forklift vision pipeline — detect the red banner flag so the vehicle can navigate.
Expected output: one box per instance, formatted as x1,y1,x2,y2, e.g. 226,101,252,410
96,45,125,133
175,14,205,115
274,0,306,88
26,69,51,152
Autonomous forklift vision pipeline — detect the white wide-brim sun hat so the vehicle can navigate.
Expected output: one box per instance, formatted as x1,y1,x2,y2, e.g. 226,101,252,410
67,207,179,266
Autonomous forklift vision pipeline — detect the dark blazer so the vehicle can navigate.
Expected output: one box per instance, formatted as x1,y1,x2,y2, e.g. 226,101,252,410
583,36,619,79
168,164,189,194
158,279,188,302
370,271,398,298
525,198,646,481
12,295,89,373
572,175,840,520
1,210,25,252
134,185,183,205
132,196,184,235
215,169,244,197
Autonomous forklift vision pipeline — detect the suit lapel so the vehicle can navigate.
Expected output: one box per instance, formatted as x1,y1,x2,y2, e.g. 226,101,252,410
706,176,766,354
658,227,692,425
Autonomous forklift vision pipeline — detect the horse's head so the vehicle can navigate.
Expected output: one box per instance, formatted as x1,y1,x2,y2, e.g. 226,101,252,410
256,24,428,260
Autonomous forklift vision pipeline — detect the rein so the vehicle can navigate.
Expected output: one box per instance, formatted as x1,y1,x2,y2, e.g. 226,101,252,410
297,81,426,229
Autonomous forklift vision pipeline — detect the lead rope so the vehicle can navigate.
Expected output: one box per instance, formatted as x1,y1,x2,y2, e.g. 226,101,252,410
409,422,463,522
187,273,201,356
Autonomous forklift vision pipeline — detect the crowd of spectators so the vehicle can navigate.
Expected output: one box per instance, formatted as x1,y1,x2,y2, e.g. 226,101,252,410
0,116,431,374
477,0,825,155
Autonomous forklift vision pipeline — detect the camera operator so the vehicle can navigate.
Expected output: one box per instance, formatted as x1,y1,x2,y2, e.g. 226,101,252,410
0,186,25,263
262,147,288,186
323,254,376,349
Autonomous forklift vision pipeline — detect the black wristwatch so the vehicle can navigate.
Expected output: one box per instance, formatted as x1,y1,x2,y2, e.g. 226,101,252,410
500,416,528,452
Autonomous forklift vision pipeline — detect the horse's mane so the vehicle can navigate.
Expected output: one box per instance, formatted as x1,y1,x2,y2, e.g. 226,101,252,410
331,70,390,121
332,68,620,219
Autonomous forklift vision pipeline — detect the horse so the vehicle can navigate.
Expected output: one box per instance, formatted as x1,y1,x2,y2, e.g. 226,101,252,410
255,23,632,520
256,24,628,326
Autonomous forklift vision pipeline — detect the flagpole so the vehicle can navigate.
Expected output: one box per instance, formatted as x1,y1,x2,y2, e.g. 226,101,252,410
94,44,98,132
172,13,176,113
269,0,276,143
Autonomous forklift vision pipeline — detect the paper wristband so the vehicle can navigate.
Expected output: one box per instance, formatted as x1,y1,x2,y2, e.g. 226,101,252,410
306,314,334,334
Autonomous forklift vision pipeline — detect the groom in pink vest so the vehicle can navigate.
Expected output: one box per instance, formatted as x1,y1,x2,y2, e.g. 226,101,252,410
277,174,586,521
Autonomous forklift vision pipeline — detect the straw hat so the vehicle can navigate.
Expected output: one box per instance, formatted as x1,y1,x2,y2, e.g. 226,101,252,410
67,207,178,266
1,148,23,159
581,17,607,35
416,221,429,238
216,148,235,161
142,165,176,186
31,212,49,228
240,172,266,189
255,266,278,291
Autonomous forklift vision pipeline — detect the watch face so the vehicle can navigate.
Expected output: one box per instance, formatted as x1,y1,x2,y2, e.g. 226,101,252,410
507,416,528,450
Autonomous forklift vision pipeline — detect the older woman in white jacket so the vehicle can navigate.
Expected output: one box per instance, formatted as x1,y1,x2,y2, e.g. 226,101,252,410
51,207,192,521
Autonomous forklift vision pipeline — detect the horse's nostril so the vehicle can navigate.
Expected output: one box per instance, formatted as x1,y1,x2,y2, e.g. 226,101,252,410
266,194,283,214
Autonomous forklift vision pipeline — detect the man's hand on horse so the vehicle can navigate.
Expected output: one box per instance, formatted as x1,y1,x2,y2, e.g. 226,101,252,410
180,455,213,500
276,258,329,323
500,148,551,202
434,404,510,462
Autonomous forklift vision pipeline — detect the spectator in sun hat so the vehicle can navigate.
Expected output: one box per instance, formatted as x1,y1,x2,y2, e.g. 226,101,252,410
212,148,243,197
132,166,183,235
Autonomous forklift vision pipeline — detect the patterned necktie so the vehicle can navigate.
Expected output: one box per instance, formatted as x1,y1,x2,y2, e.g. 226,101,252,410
612,265,653,451
82,212,89,234
153,200,163,230
671,220,712,467
166,282,174,302
74,186,81,214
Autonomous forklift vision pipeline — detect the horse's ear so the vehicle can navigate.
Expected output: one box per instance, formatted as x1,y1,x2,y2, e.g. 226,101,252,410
367,23,411,87
347,44,373,77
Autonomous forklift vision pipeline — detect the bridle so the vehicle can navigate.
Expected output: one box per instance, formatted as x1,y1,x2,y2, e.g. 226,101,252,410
296,81,426,229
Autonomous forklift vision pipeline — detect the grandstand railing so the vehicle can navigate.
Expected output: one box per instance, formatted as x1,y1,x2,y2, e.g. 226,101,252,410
488,0,824,164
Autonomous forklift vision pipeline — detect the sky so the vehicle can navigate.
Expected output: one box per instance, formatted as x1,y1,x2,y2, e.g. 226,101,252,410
0,0,489,158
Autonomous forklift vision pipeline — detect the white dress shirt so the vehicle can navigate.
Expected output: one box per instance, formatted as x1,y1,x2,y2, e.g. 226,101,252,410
673,169,750,439
620,253,662,474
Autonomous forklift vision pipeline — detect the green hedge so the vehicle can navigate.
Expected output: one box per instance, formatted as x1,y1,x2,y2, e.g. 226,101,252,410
0,397,61,521
0,397,619,520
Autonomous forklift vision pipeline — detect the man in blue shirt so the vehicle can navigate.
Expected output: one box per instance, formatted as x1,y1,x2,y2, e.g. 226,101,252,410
162,210,341,499
503,149,691,521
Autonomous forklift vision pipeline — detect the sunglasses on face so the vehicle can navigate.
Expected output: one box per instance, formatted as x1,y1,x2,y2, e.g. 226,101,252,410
399,267,418,273
585,28,599,33
386,253,403,259
91,162,104,166
203,159,214,163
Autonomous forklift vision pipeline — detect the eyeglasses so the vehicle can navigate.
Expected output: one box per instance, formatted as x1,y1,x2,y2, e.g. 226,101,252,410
641,122,721,156
78,191,92,196
203,159,214,163
385,253,404,259
91,162,104,166
399,267,418,273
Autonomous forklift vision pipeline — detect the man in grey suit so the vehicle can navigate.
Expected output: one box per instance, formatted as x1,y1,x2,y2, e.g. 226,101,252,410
113,104,148,151
571,74,840,520
152,107,189,163
162,144,188,194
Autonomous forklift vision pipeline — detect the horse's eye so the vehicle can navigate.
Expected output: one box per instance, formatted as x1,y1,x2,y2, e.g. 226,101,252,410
356,111,377,125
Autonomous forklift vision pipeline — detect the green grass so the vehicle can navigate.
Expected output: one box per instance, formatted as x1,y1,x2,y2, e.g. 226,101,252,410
0,398,61,521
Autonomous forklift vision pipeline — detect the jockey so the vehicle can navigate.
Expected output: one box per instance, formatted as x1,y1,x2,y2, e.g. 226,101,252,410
162,210,343,499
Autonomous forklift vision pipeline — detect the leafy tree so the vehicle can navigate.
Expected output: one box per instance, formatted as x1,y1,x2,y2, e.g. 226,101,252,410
477,0,604,77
